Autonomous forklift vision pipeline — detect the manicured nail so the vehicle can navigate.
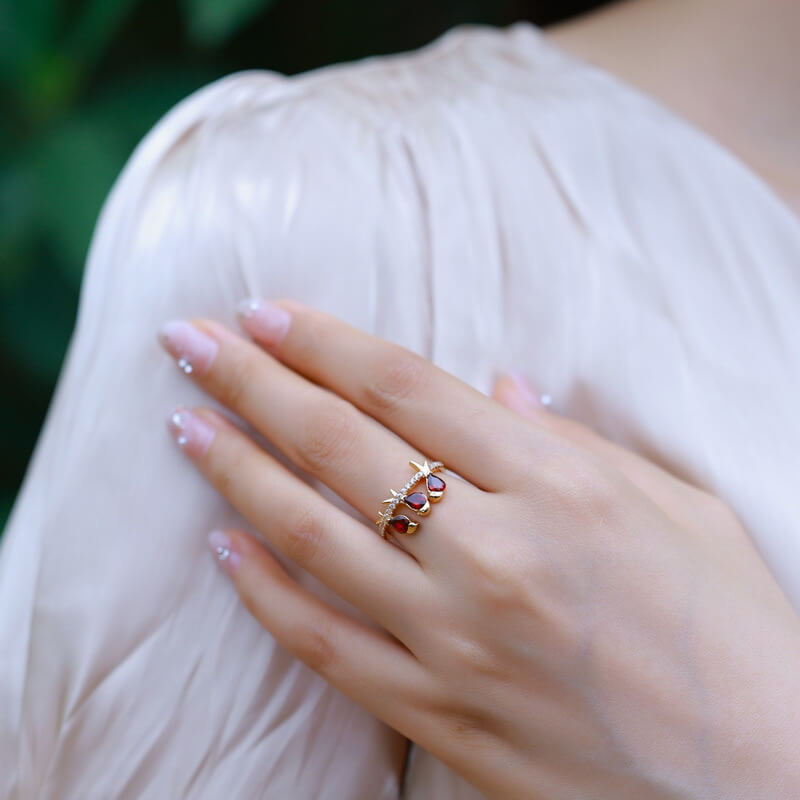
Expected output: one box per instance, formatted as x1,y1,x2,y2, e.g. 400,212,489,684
168,407,216,456
236,298,291,346
508,370,551,408
208,530,242,574
159,320,218,375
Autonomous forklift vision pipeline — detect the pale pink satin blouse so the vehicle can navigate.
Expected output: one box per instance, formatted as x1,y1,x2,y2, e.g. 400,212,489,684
2,22,799,799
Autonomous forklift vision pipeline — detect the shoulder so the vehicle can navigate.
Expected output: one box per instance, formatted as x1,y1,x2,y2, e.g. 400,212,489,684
88,23,580,272
111,21,573,197
82,22,632,330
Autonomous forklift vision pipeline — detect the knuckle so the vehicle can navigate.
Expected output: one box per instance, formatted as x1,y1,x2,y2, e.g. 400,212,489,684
437,702,494,748
292,623,338,676
295,401,360,474
464,537,532,610
363,349,429,414
447,631,500,679
449,505,535,611
445,710,483,741
282,507,327,567
540,451,620,527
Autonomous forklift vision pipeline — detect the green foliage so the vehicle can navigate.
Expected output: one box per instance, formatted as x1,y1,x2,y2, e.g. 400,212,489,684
181,0,275,46
0,0,236,531
1,0,549,534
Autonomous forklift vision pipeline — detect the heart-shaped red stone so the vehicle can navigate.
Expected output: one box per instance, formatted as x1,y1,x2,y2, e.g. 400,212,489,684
388,515,415,534
427,473,446,497
403,491,429,510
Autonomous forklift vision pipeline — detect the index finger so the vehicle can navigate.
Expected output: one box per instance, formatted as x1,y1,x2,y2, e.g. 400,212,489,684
235,298,530,491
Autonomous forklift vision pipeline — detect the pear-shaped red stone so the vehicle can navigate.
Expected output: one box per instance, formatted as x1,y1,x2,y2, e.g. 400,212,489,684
403,491,429,510
388,515,414,534
427,473,446,494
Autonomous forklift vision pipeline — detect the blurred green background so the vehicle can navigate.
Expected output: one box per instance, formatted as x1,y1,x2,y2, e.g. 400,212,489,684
0,0,601,531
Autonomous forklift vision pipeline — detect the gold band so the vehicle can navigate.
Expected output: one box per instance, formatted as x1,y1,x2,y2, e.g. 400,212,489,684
375,459,446,538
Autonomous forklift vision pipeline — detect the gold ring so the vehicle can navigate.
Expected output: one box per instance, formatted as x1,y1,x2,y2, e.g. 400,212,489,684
375,459,446,538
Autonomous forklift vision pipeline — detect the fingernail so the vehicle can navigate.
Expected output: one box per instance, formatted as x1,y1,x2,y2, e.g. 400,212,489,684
236,298,291,346
159,320,218,375
508,370,550,408
208,530,242,574
168,407,216,457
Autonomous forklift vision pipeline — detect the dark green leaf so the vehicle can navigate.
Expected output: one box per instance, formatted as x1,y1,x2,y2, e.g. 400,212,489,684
181,0,275,47
63,0,140,72
26,114,129,284
0,0,63,85
15,67,212,287
0,249,77,382
0,167,37,288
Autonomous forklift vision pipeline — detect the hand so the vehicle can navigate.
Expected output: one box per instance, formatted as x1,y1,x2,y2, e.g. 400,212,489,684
159,300,800,800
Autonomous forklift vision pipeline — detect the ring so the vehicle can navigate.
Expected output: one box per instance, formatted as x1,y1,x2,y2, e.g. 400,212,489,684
375,460,447,538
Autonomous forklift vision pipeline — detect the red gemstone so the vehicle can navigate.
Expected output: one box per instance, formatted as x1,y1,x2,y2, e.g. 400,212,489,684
403,492,428,510
388,515,413,534
427,473,446,494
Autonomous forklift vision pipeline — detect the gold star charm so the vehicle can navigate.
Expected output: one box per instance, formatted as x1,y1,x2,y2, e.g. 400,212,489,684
409,459,433,476
409,460,446,502
380,488,402,506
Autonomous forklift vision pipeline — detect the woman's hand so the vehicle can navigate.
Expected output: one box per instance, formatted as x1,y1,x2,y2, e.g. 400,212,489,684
158,299,800,800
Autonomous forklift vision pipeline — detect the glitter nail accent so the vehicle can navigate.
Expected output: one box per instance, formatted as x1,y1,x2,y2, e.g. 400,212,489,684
177,357,194,374
171,410,189,446
237,298,261,319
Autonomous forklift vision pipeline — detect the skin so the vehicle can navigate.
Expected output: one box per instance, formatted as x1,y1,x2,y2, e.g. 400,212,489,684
159,299,800,799
547,0,800,217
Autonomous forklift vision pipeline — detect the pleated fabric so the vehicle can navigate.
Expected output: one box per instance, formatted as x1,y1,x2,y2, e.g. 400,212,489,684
2,21,798,799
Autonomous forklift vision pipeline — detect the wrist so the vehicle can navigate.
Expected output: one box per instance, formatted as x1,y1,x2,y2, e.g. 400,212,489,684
703,600,800,798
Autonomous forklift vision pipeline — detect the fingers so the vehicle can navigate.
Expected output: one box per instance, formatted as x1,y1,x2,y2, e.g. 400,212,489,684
492,373,718,531
159,319,481,560
167,405,429,636
233,299,531,491
210,528,433,737
159,320,420,517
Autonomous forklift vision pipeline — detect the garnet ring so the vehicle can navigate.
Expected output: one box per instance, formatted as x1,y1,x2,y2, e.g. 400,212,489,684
375,459,447,539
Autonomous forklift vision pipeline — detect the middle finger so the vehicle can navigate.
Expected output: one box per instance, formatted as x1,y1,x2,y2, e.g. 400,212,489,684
159,319,478,556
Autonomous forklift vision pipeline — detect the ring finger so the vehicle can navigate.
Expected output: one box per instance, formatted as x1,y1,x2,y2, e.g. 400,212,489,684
159,318,477,560
168,403,430,639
